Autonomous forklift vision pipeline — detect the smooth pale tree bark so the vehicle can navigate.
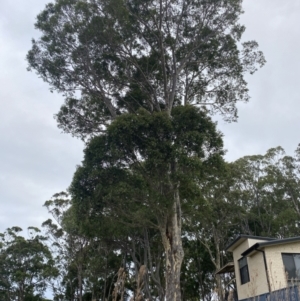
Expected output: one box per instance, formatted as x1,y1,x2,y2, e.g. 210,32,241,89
215,243,224,301
199,227,224,301
159,188,184,301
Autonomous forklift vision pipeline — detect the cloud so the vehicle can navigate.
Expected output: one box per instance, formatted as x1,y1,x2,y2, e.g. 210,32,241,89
0,0,84,233
219,0,300,161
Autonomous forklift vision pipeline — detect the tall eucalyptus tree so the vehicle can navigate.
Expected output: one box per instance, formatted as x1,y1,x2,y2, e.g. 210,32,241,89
27,1,265,299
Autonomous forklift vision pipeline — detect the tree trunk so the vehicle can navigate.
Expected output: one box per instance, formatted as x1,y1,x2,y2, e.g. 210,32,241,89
215,238,224,301
78,264,83,301
103,250,108,301
18,282,24,301
216,274,223,301
159,189,184,301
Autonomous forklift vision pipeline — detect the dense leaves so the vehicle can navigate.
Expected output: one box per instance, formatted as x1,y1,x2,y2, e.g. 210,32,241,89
230,145,300,237
27,0,265,139
69,106,224,228
0,227,57,301
67,106,225,300
3,144,300,300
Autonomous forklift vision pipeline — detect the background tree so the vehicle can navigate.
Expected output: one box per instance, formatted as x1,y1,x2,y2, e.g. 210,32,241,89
0,227,57,301
43,193,88,301
180,238,216,301
271,144,300,234
43,192,163,301
187,164,240,301
43,192,123,301
229,145,300,238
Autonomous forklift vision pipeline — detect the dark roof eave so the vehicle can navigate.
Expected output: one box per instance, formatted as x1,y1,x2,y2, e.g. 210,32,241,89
215,262,235,275
241,243,260,257
225,235,275,252
241,236,300,257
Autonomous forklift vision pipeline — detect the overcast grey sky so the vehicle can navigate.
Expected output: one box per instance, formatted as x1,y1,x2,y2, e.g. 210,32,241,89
0,0,300,233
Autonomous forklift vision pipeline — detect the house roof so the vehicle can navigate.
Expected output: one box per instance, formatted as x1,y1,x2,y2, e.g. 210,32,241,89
215,262,235,275
241,236,300,257
225,235,275,252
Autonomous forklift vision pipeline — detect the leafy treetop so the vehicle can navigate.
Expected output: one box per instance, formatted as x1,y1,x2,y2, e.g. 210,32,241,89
27,0,265,139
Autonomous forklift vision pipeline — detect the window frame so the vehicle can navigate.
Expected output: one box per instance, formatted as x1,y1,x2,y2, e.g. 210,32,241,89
282,253,300,282
238,257,250,285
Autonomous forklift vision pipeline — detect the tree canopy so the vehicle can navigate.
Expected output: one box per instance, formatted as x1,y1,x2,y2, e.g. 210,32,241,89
0,227,57,301
27,0,265,139
70,105,224,224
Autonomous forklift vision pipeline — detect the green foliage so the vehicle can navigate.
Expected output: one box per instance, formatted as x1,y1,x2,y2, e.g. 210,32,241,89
69,106,224,228
27,0,265,139
230,145,300,238
5,143,300,300
181,239,216,301
67,105,225,300
43,192,124,301
0,227,57,301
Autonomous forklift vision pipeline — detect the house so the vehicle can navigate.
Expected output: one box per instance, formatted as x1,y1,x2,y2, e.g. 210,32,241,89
217,235,300,301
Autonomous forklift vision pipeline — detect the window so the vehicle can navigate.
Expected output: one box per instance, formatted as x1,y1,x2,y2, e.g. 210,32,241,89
282,253,300,281
238,257,250,284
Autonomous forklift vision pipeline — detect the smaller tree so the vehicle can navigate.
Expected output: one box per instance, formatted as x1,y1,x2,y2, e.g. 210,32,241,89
180,238,216,301
186,163,239,301
230,145,300,237
43,192,124,301
0,227,57,301
43,192,91,301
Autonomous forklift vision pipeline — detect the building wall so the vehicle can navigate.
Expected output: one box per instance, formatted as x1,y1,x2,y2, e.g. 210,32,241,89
264,241,300,292
232,239,249,298
247,251,269,298
233,239,270,300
